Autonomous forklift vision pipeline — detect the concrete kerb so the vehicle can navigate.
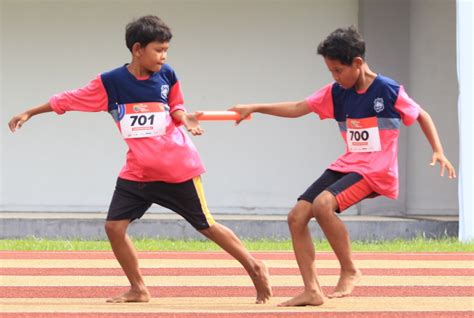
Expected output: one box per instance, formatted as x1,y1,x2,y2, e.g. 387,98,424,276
0,212,458,240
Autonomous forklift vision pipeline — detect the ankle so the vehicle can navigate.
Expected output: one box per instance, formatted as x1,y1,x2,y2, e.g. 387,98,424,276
245,259,263,276
304,288,324,296
130,284,149,293
340,267,360,275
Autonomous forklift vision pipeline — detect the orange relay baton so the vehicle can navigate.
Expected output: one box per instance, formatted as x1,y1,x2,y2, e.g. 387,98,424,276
198,111,252,121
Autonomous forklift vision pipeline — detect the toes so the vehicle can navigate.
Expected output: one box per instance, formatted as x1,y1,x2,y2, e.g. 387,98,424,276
256,295,270,304
106,297,125,303
328,292,346,299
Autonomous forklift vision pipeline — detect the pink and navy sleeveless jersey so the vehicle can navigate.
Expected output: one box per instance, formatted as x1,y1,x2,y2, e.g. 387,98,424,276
50,64,205,183
306,75,420,199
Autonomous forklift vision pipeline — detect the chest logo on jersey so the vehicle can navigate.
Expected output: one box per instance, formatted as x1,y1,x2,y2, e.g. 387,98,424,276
374,98,384,113
161,85,169,99
350,119,363,128
133,104,152,113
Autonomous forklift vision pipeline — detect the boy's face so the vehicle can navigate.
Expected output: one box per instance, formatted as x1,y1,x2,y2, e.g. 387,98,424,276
135,41,169,73
324,57,361,89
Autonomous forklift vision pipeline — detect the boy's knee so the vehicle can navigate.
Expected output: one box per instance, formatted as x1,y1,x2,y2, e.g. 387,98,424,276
198,226,212,237
198,222,222,239
287,203,312,230
287,210,300,228
312,194,337,221
104,220,127,238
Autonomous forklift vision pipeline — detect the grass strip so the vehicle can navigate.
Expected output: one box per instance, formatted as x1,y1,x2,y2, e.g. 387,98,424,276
1,236,473,252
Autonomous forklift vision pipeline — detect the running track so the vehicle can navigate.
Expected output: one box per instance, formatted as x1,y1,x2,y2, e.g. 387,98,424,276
0,251,473,317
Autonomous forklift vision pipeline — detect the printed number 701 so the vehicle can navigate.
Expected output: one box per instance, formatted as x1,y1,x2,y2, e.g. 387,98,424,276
130,115,155,126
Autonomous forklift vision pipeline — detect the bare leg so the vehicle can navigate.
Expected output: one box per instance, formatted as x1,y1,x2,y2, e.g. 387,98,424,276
278,200,325,307
313,191,361,298
199,223,272,304
104,220,150,303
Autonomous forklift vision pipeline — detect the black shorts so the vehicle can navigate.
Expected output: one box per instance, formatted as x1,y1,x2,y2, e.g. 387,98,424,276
107,177,216,230
298,169,379,212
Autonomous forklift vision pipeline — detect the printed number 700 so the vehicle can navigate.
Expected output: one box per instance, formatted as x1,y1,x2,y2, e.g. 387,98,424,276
130,115,155,126
349,130,369,141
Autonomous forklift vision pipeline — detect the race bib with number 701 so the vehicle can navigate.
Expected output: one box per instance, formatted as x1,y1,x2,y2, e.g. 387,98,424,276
118,102,168,139
346,117,381,152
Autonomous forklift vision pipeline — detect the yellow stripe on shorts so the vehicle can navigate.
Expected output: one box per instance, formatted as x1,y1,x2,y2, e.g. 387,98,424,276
192,177,216,227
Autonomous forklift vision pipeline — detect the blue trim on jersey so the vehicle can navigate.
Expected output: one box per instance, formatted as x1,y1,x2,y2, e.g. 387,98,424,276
338,118,401,132
332,75,402,126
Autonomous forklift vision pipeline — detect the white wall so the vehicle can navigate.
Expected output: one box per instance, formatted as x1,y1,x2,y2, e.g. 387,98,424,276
407,0,459,215
1,0,459,216
1,0,359,214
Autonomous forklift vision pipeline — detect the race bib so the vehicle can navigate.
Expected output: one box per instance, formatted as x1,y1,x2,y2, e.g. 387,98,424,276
118,102,168,139
346,117,381,152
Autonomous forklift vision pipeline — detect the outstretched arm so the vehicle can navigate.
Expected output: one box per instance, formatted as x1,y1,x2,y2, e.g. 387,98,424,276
229,100,311,124
8,103,53,132
417,108,456,178
171,109,204,136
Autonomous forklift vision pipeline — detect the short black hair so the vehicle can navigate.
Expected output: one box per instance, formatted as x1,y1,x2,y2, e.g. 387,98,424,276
125,15,172,52
317,26,365,65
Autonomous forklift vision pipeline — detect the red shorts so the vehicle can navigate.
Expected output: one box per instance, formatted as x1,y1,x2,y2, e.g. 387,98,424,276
298,169,379,212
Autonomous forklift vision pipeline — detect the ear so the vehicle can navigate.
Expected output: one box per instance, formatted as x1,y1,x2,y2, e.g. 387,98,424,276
131,42,143,57
353,57,364,68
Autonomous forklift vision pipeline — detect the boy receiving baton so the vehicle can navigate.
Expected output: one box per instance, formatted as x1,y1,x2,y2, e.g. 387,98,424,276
231,26,455,307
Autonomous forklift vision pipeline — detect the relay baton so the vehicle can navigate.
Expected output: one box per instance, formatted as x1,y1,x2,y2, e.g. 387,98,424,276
198,111,252,121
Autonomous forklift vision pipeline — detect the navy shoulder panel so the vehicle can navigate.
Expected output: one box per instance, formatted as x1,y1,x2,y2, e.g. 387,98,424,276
101,65,125,84
330,76,403,121
332,83,349,121
157,64,178,86
374,75,401,118
100,66,127,111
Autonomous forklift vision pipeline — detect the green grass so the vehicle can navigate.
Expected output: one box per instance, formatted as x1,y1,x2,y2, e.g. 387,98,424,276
1,236,473,252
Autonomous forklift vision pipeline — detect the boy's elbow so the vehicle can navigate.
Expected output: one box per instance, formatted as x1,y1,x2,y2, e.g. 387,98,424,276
417,108,430,123
293,101,310,118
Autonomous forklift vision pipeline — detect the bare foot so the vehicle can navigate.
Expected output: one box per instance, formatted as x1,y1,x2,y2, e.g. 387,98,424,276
278,290,325,307
249,260,272,304
106,288,151,303
328,268,362,298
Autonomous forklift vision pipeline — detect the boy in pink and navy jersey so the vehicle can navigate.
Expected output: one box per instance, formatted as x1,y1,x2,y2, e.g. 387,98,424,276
231,26,455,307
9,15,271,304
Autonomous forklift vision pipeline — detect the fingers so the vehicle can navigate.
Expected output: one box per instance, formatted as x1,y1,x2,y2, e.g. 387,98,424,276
9,113,29,132
234,112,251,126
228,105,250,126
8,118,22,132
430,155,457,179
431,159,446,177
449,165,457,179
8,118,15,132
446,162,456,179
440,162,446,177
16,120,24,131
188,127,204,136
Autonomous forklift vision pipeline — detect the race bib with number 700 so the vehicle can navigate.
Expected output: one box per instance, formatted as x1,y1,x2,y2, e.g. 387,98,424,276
346,117,381,152
118,102,168,139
